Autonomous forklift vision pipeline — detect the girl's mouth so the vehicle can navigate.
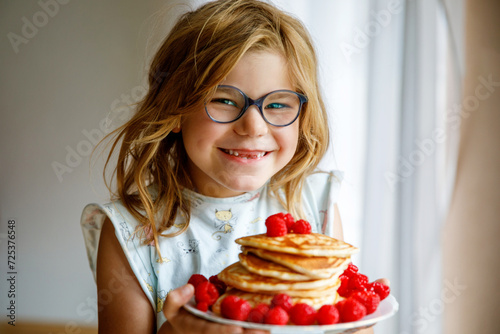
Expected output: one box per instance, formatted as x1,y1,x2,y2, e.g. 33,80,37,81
220,148,268,159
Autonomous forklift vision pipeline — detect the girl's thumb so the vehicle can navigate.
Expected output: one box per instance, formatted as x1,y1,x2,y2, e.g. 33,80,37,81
162,284,195,319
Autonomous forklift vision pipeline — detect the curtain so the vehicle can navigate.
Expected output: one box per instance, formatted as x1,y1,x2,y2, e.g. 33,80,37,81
271,0,464,333
159,0,464,332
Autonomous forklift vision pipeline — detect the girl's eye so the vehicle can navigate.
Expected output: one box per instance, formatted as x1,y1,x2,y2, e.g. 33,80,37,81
266,103,288,109
213,98,238,107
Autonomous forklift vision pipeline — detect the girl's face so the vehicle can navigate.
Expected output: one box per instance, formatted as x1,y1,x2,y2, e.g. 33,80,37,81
181,51,299,197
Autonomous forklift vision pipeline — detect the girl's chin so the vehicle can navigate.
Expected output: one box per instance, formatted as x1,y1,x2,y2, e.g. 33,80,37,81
204,178,268,198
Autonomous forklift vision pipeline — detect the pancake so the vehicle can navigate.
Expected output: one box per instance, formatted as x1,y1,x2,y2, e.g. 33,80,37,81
239,253,312,281
242,246,351,279
218,262,340,294
212,288,341,315
235,233,359,257
275,280,341,298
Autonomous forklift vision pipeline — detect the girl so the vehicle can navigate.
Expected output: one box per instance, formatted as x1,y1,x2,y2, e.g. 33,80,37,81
81,0,381,333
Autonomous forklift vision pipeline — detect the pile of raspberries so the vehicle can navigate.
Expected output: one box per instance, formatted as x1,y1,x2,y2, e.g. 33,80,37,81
188,263,390,326
265,212,312,236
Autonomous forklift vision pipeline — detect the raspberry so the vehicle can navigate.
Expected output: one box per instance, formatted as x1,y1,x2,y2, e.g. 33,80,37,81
187,274,208,289
364,291,381,314
220,296,251,321
317,304,340,325
343,263,359,277
339,298,367,322
264,306,289,325
194,281,219,306
271,293,293,312
265,215,287,237
247,303,270,323
348,273,369,291
370,281,391,300
337,275,351,297
291,219,312,234
350,290,380,314
209,275,227,295
289,303,317,325
282,213,296,232
269,213,296,232
349,291,369,304
335,299,348,314
196,301,209,312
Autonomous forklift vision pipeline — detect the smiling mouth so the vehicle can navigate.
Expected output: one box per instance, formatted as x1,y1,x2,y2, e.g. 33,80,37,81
220,148,268,159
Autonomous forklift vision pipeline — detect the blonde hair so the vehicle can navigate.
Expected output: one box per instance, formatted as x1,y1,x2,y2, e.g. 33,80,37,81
103,0,329,256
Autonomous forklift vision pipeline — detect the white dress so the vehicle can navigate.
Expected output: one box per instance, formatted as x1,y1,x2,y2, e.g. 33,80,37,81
81,170,342,329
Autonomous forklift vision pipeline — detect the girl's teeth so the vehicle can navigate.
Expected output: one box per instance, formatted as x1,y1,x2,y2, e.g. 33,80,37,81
225,149,265,159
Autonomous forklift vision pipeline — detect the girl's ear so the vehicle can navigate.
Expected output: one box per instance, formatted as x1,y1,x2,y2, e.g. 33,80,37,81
172,117,182,133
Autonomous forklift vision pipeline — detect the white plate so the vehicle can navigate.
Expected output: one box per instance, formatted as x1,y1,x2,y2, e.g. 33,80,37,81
184,295,398,334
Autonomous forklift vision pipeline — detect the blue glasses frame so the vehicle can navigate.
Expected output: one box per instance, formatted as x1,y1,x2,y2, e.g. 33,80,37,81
205,85,308,127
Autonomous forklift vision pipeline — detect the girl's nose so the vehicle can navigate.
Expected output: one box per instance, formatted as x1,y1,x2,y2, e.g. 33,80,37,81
233,105,269,137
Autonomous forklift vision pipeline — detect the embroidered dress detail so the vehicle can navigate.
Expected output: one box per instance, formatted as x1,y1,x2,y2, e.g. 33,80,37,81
81,170,342,329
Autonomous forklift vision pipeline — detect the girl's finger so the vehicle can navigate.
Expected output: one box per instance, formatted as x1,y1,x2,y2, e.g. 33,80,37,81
375,278,390,287
162,284,194,319
163,284,244,333
174,308,244,334
244,329,270,334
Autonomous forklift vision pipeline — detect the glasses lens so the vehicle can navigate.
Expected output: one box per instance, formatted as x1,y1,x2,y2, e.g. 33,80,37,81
206,87,245,123
262,91,301,126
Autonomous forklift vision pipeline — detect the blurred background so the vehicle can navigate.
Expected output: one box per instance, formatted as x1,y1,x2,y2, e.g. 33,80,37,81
0,0,498,333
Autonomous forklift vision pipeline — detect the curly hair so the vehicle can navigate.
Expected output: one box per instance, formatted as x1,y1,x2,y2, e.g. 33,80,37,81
102,0,329,258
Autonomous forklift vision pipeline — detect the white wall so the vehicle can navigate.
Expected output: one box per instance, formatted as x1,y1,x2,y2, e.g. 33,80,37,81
0,0,380,327
0,0,192,326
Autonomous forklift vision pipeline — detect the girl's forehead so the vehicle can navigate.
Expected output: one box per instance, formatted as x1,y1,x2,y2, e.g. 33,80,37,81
219,51,295,96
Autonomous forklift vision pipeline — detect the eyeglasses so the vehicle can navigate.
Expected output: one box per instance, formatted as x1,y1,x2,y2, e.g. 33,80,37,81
205,85,307,127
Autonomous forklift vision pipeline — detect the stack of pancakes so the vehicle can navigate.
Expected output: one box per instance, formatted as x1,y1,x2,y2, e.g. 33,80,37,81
213,233,358,314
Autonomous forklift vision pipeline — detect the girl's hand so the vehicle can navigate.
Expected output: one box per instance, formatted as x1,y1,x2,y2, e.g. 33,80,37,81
375,278,390,287
160,284,268,334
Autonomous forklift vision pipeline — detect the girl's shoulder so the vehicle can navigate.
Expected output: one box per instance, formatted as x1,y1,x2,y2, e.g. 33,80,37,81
302,169,344,199
83,200,144,231
299,170,344,235
80,200,157,308
81,201,143,249
305,169,344,185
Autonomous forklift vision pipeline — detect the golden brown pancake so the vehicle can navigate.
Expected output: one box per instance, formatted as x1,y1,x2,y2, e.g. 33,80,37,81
242,246,351,279
235,233,359,257
218,262,340,294
239,253,312,281
276,280,341,298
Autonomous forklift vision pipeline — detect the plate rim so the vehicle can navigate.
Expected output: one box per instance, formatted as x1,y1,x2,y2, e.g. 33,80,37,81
183,294,398,332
